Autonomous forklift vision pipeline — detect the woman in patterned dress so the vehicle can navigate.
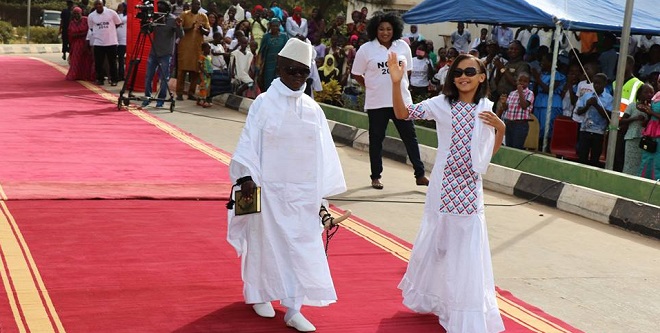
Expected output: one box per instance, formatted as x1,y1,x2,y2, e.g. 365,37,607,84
388,52,506,333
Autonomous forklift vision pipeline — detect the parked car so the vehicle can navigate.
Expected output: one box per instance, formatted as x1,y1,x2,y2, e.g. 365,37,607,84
41,10,61,28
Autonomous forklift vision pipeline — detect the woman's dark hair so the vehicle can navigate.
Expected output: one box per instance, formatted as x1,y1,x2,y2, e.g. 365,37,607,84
366,12,404,42
238,19,251,38
413,41,427,52
442,54,489,103
636,83,654,101
509,39,527,56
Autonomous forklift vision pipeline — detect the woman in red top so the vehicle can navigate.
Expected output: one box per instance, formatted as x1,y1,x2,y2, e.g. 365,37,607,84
66,7,95,81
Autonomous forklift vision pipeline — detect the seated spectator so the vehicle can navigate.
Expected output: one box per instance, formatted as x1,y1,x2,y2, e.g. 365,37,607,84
432,47,458,91
493,40,530,102
222,6,238,32
210,32,232,96
346,10,366,38
243,40,262,98
318,54,340,83
324,13,346,41
403,24,425,44
230,36,254,96
205,13,223,42
285,6,307,39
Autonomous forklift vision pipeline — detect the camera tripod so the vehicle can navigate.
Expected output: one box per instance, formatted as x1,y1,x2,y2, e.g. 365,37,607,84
117,24,175,112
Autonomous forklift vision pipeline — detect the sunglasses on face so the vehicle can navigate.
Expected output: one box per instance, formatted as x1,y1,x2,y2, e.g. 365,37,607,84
283,66,311,77
452,67,481,77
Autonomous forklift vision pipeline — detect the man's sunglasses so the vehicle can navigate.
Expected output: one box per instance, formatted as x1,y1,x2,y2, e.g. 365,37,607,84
452,67,481,77
283,66,311,77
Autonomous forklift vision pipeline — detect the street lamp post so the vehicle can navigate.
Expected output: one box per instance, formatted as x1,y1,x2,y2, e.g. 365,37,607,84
27,0,31,43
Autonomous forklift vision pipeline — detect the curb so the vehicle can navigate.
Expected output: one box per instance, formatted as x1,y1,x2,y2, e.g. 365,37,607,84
0,44,61,55
211,93,660,240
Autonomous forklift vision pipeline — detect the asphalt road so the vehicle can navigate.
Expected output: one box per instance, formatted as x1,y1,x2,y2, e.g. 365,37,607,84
12,52,660,333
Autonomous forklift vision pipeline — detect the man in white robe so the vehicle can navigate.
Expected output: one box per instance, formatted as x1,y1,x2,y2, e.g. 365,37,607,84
227,38,346,333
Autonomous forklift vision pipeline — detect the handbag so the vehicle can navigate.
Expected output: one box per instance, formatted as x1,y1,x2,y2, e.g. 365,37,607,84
639,136,657,153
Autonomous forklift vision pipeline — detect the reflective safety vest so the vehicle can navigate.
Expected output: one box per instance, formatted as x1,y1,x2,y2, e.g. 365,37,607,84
613,78,643,117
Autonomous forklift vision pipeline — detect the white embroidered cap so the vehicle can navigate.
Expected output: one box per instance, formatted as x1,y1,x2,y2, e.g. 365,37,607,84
278,38,313,68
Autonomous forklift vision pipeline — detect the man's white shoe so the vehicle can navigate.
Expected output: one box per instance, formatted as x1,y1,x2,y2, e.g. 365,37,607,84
252,302,275,318
285,313,316,332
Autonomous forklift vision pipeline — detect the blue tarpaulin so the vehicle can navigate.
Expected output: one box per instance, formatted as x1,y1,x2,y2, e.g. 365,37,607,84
403,0,660,35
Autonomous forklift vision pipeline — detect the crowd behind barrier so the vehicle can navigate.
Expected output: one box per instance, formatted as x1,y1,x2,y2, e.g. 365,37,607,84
58,0,660,180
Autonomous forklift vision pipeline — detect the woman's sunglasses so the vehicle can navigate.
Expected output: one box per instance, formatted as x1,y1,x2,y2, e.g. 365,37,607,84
283,66,311,77
452,67,481,77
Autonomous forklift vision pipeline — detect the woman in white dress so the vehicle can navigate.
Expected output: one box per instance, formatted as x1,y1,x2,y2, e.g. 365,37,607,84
388,52,506,333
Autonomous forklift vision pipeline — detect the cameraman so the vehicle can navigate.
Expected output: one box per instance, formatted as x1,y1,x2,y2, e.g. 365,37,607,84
142,1,184,108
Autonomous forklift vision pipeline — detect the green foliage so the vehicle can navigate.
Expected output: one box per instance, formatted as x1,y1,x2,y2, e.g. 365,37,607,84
0,1,67,27
12,25,59,43
28,26,60,43
315,79,343,106
0,20,12,43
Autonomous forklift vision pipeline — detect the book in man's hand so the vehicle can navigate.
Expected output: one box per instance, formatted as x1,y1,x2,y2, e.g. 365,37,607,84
234,187,261,215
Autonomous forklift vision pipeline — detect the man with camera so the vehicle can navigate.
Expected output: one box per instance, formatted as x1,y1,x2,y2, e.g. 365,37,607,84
176,0,209,101
141,1,184,108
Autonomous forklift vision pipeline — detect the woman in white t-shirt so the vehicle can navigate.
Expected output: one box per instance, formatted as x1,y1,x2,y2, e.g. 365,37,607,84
351,12,428,189
116,3,127,81
204,13,224,43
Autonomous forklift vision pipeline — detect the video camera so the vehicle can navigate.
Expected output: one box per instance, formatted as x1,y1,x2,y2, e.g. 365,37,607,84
135,0,167,31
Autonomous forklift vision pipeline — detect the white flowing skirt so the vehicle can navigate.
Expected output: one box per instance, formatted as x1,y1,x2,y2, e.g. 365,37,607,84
398,210,505,333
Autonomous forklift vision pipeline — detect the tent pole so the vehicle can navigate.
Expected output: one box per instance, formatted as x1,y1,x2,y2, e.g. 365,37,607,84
542,21,562,152
605,0,635,170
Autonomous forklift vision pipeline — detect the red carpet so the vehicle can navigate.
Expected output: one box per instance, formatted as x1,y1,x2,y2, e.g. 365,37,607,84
0,57,230,200
0,57,584,332
0,200,583,333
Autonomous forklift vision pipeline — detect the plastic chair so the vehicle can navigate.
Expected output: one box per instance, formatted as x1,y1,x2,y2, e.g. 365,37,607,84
550,116,579,161
524,114,540,151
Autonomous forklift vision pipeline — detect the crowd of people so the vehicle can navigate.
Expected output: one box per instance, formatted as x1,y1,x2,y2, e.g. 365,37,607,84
57,0,659,176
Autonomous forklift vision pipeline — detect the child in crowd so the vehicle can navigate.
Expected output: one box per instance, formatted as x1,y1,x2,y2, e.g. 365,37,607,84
230,36,254,96
576,73,613,166
620,83,654,175
497,72,534,149
532,53,566,151
198,42,214,108
561,63,581,117
410,42,433,102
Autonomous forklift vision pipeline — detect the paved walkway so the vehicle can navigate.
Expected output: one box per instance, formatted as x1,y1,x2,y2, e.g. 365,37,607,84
10,52,660,333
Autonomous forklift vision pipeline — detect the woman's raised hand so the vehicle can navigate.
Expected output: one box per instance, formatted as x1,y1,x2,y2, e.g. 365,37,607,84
387,52,405,84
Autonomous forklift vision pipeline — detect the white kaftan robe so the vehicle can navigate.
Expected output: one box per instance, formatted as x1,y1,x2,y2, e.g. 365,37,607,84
398,95,505,333
228,78,346,307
